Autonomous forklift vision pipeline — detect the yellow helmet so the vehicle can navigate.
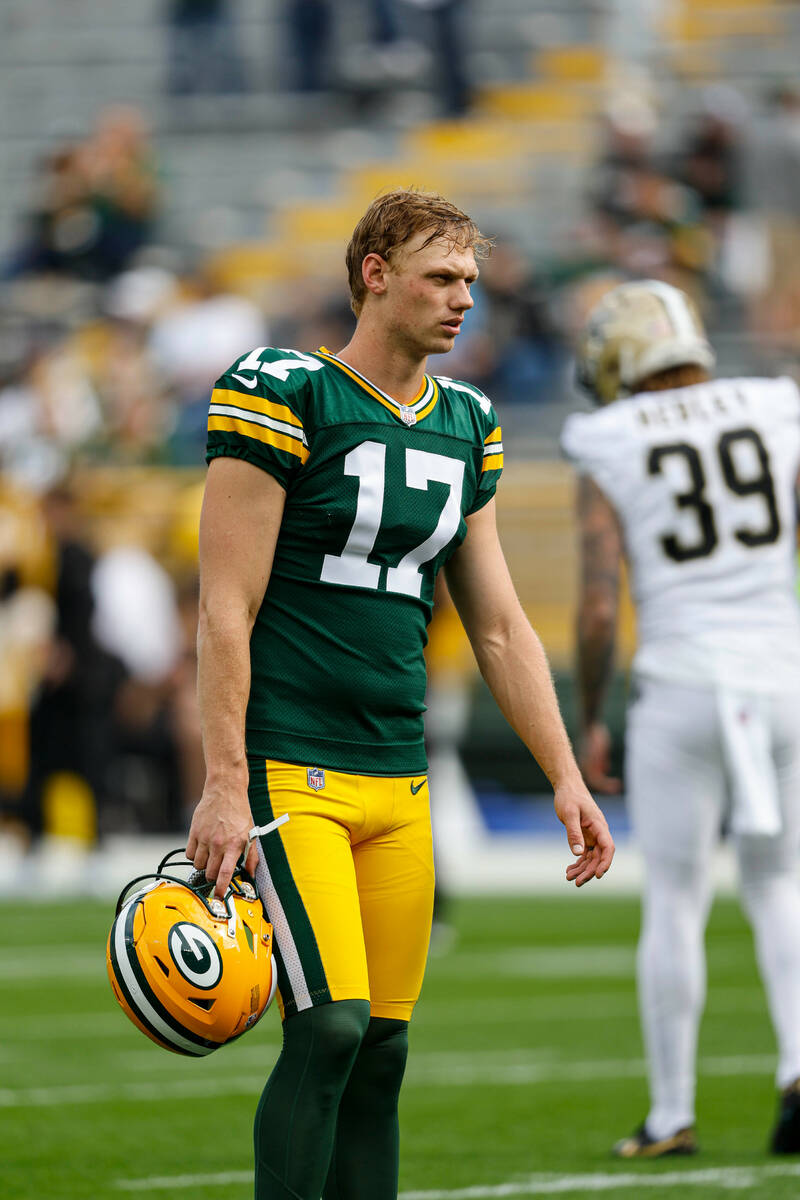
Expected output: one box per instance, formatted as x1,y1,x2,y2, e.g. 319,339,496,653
576,279,715,404
106,849,276,1056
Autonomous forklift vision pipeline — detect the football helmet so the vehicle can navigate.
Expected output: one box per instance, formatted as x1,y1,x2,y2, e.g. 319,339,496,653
576,279,715,404
106,848,277,1056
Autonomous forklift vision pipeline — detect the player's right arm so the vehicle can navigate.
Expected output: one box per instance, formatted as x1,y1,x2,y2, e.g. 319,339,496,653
186,456,286,897
575,473,623,794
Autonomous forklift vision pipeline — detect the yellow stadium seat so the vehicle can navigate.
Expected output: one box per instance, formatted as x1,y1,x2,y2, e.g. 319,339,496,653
405,121,521,161
536,45,608,83
346,163,459,205
205,242,293,293
478,83,588,122
276,203,366,246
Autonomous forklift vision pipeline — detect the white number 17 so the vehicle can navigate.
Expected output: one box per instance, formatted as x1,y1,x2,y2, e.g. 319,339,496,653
320,441,465,598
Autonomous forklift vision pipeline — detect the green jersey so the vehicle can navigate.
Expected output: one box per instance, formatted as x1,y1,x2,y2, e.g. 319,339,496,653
206,345,504,774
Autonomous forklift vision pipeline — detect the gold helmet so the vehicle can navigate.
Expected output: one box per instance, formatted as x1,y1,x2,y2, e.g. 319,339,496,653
106,849,277,1056
576,279,715,404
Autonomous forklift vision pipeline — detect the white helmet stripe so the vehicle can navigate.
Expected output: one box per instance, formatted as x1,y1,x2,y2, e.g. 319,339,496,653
647,280,698,340
113,900,216,1056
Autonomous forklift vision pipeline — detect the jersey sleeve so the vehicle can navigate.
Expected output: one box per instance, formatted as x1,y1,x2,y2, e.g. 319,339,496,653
775,375,800,425
468,402,504,514
560,410,621,498
206,347,310,488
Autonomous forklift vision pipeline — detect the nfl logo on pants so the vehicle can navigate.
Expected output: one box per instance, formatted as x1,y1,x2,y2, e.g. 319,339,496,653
307,767,326,791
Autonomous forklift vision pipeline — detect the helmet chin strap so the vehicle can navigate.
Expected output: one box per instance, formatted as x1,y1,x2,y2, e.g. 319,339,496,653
221,817,289,936
247,813,289,851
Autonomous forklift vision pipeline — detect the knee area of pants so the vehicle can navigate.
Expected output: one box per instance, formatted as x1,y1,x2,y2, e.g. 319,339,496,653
308,1001,371,1071
355,1021,409,1090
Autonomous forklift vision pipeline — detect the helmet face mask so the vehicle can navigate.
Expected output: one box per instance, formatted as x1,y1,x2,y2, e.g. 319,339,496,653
107,850,277,1056
576,279,716,405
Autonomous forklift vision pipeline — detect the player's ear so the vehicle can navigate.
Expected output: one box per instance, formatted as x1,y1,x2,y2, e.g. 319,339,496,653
362,253,389,299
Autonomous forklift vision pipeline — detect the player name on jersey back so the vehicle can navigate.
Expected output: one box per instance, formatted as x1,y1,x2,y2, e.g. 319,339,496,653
561,376,800,693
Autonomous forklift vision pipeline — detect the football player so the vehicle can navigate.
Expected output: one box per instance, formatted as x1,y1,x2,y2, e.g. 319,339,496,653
563,279,800,1157
186,189,614,1199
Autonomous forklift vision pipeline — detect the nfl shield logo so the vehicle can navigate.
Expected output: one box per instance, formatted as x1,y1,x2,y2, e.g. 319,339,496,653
307,767,326,791
399,406,417,427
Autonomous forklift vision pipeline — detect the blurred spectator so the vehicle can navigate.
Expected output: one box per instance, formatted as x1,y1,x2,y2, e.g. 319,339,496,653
165,0,247,95
81,107,160,277
166,573,205,824
676,90,745,222
0,328,103,493
91,266,181,461
4,144,94,280
475,240,566,405
92,542,187,833
586,98,714,290
285,0,410,92
18,483,126,846
285,0,470,115
147,263,267,462
749,82,800,218
5,107,159,283
399,0,471,116
284,0,335,92
0,489,53,833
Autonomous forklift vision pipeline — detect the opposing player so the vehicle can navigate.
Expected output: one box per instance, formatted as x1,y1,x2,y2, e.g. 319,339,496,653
562,279,800,1157
185,189,614,1199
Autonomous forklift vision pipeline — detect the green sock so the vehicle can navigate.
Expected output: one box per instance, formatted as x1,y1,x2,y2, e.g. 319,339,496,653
254,999,371,1200
322,1017,409,1200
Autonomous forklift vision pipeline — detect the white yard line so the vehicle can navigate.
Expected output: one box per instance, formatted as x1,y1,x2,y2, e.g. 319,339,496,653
115,1165,800,1194
0,1051,778,1109
0,951,104,982
0,942,753,984
4,985,764,1041
7,1012,132,1039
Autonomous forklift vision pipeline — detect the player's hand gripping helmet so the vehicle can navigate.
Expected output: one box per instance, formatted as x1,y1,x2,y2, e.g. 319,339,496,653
576,279,715,405
106,848,277,1056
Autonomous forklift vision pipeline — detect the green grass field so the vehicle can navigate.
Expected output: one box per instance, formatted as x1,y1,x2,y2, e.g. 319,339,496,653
3,890,800,1199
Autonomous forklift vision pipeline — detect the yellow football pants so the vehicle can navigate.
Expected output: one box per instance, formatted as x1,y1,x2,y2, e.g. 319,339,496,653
249,758,435,1021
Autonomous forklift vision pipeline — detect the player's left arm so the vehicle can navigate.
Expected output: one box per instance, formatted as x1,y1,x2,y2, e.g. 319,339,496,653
575,474,624,795
444,497,614,886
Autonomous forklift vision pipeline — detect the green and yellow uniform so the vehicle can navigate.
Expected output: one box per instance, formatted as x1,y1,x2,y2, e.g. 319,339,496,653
206,346,503,1017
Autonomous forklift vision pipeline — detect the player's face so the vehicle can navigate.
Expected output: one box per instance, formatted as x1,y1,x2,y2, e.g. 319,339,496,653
384,231,478,358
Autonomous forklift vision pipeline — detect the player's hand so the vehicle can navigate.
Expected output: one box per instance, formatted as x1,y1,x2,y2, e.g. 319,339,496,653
578,722,622,795
553,776,615,887
185,774,257,898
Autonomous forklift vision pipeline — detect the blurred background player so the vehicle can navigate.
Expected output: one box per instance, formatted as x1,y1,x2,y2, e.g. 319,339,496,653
562,279,800,1157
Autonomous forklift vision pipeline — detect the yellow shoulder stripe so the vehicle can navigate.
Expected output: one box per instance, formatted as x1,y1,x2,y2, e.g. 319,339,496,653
211,387,303,430
481,453,504,473
208,414,309,462
484,426,503,445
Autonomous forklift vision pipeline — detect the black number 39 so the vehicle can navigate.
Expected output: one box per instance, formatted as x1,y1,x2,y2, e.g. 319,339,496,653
647,426,781,563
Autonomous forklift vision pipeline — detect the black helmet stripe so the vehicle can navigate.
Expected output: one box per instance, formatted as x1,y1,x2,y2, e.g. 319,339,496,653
110,899,220,1056
108,905,199,1056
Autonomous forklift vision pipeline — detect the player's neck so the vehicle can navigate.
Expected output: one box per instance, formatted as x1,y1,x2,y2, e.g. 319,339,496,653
335,325,427,404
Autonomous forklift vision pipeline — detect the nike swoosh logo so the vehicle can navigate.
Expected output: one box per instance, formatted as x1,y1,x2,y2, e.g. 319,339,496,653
231,373,259,388
410,779,426,794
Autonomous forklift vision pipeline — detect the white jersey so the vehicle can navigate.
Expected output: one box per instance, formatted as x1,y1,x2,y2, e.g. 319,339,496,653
561,376,800,693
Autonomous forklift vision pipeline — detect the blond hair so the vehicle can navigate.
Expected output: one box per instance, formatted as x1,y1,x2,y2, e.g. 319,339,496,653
346,188,491,317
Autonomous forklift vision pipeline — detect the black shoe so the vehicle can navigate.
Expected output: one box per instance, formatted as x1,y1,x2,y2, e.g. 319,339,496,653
613,1122,698,1158
771,1079,800,1153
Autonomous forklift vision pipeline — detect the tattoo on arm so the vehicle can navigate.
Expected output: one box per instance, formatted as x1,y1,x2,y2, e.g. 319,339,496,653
576,475,623,728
